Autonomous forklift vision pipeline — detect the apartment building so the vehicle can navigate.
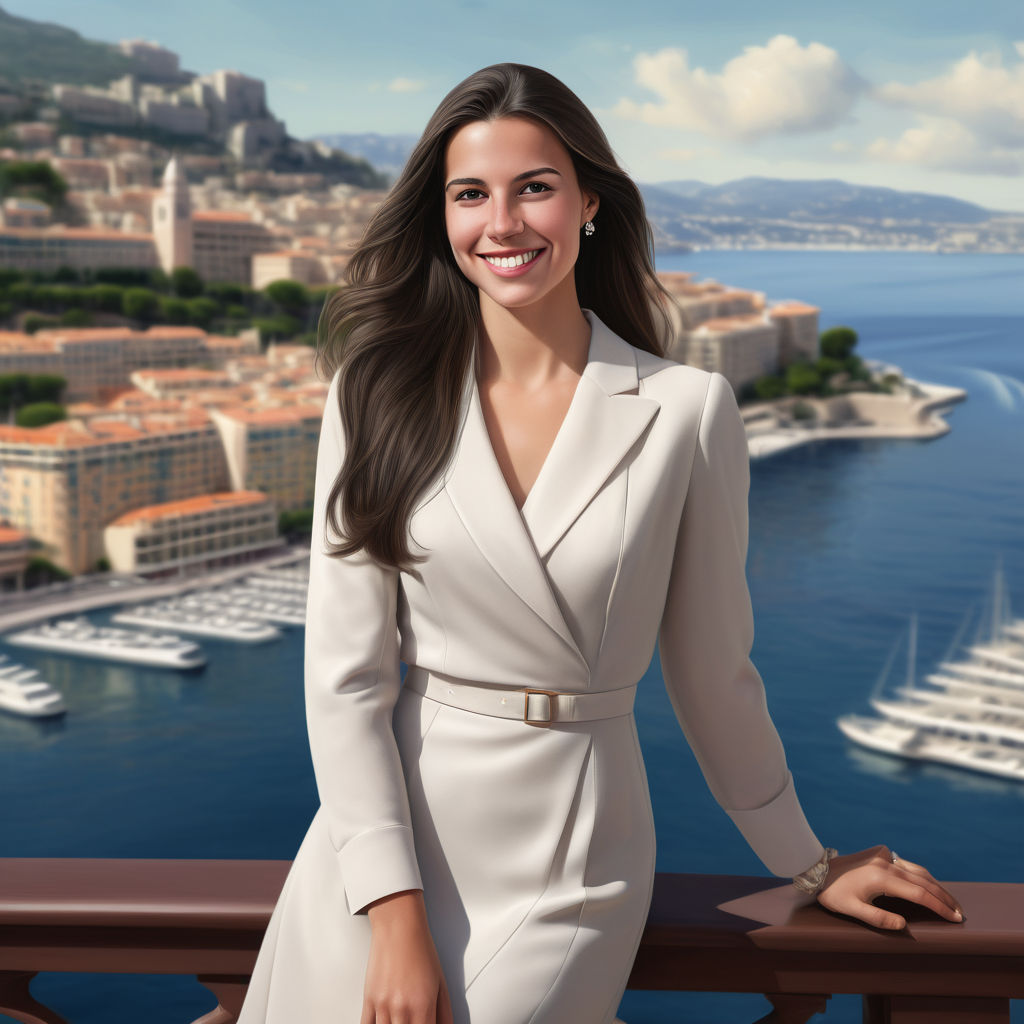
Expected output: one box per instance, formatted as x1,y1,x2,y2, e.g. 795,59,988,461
103,490,281,576
687,315,780,393
0,326,257,403
208,402,323,515
769,301,821,364
0,226,157,274
0,415,230,575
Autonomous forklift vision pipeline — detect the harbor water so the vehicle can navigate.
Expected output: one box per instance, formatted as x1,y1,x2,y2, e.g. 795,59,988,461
2,250,1022,1023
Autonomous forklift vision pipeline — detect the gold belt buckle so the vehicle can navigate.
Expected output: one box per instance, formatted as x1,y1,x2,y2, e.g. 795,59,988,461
523,688,560,727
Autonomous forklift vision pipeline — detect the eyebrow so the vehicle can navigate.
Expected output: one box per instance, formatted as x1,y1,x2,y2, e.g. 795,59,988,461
444,166,562,192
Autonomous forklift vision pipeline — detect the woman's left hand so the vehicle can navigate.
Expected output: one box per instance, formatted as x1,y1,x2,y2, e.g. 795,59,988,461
815,845,964,930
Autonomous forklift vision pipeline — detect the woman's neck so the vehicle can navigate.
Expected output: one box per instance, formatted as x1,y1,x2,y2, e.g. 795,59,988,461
476,288,592,389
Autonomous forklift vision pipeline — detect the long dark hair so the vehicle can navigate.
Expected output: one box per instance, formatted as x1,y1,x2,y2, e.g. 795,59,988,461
317,62,671,571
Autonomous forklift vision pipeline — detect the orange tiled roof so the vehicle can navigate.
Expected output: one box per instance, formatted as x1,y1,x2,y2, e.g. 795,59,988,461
214,403,323,425
107,490,269,526
697,314,771,332
0,413,212,448
770,301,821,316
0,333,56,353
133,368,228,383
0,226,153,242
0,525,30,544
36,327,134,342
132,326,206,339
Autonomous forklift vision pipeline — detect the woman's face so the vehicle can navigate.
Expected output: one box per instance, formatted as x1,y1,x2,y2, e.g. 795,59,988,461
443,116,598,315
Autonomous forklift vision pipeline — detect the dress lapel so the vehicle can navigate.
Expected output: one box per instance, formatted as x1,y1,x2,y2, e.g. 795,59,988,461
521,313,660,559
443,310,660,668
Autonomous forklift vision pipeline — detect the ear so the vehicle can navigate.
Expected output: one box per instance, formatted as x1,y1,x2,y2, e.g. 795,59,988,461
581,190,599,225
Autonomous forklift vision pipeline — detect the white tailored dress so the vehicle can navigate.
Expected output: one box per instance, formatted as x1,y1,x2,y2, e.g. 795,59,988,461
237,309,825,1024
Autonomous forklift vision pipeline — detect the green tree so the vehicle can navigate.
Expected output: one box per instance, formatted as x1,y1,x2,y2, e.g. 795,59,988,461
0,373,31,412
0,160,68,207
122,287,159,322
160,296,190,324
7,281,32,307
253,314,302,341
206,281,246,305
27,374,66,403
171,266,203,298
820,326,858,361
225,303,250,322
753,374,787,401
15,401,66,427
279,507,313,540
786,362,822,395
814,356,846,379
186,296,220,328
25,556,71,588
22,314,59,334
97,267,152,287
60,308,93,326
265,279,309,315
86,283,124,313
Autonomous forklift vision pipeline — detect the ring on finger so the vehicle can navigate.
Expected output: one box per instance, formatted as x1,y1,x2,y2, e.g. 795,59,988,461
890,850,900,864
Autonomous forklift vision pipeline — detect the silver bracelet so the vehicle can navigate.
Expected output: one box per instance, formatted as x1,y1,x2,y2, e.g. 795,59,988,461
792,847,838,895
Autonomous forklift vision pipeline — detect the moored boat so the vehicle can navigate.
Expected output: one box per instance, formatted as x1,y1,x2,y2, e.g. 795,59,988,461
4,616,206,670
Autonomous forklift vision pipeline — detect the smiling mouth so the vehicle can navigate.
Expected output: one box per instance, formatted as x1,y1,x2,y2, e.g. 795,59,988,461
479,248,543,269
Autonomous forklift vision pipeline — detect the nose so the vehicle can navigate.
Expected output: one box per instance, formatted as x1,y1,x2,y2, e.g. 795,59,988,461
488,194,523,240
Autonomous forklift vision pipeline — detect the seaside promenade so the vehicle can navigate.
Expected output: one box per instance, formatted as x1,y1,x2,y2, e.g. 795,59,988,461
0,545,310,634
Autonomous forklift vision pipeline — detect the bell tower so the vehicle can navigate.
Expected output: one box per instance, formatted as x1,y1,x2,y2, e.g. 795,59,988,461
152,155,193,273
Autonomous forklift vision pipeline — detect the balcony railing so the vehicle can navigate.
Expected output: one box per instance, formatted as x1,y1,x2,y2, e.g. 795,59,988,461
1,858,1022,1024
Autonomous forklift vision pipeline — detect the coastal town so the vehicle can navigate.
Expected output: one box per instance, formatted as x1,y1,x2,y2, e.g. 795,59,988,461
0,37,966,596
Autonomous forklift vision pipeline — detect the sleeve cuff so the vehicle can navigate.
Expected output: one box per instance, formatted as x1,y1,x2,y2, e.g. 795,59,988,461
724,772,825,877
339,824,424,915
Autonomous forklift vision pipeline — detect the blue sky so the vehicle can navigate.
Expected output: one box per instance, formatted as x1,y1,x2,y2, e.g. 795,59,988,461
13,0,1024,211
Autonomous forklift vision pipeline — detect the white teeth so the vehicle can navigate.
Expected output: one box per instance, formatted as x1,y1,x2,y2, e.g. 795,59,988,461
484,249,539,268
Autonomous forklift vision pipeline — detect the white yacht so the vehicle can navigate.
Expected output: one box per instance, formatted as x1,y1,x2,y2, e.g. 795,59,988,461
111,598,281,643
837,570,1024,782
4,616,206,670
0,654,66,718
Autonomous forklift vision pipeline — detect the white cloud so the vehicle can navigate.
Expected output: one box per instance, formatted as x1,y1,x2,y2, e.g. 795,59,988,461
387,77,426,94
612,35,866,141
866,116,1023,176
874,44,1024,148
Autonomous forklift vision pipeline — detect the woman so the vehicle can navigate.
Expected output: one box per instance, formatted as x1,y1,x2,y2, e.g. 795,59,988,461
238,63,962,1024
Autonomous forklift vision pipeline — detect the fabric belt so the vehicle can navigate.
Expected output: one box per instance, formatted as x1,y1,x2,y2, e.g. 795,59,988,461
403,667,637,727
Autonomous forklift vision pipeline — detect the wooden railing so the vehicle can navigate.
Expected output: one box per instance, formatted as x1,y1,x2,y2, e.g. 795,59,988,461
1,859,1022,1023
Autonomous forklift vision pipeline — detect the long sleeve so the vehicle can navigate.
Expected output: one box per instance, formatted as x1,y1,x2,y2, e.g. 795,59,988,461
303,367,423,915
657,371,824,877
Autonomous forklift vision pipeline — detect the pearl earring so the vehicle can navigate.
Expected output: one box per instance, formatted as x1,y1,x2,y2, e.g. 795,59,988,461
584,220,595,237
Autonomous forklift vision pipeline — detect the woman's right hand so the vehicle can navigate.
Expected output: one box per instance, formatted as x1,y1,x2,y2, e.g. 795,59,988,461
362,889,454,1024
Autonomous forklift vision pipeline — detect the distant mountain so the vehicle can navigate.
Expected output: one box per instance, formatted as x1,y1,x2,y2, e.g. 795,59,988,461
312,133,418,180
639,176,1021,253
0,4,139,90
643,176,994,224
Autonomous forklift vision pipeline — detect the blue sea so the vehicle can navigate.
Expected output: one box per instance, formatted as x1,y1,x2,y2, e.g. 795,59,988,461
2,250,1022,1024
